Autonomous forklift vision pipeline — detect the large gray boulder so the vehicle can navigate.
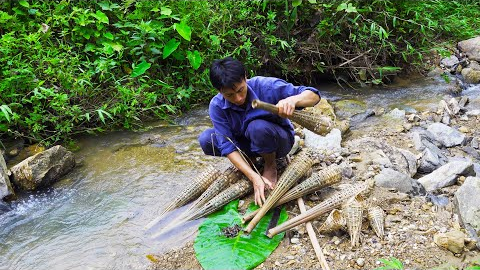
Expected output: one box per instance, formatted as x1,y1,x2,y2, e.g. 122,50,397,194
427,123,465,147
0,154,14,200
374,168,425,195
455,177,480,231
411,130,447,173
10,145,75,191
458,36,480,61
418,160,475,191
346,137,417,177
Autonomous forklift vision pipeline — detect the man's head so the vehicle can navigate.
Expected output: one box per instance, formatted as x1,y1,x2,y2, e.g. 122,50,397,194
210,57,248,106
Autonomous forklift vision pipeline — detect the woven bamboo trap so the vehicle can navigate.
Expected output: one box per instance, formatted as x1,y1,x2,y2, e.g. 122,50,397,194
185,179,252,221
367,206,385,239
242,163,343,223
318,209,346,234
344,196,364,247
159,165,221,218
187,165,243,212
244,149,316,233
252,99,334,136
267,181,371,238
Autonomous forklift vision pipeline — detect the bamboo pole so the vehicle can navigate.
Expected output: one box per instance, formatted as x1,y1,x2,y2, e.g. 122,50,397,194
297,197,331,270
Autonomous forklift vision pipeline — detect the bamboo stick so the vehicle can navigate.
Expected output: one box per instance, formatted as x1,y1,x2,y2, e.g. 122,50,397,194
297,197,331,270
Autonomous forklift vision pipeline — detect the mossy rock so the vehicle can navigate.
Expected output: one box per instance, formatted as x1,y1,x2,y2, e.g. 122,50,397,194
333,99,368,118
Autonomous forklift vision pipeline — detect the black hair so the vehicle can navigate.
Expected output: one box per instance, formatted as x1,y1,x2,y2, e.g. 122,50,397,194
209,57,246,92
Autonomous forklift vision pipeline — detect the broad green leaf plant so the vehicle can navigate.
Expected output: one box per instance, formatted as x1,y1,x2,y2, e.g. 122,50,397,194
194,200,287,270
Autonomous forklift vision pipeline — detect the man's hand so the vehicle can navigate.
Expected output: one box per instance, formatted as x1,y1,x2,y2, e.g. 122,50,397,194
276,97,297,118
251,174,274,207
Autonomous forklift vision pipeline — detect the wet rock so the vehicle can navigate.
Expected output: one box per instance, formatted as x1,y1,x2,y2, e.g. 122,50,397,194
461,68,480,84
10,145,75,191
350,109,375,126
346,137,417,177
334,99,367,119
427,123,466,147
418,160,474,191
440,55,460,68
433,230,466,254
455,177,480,231
0,154,14,200
388,108,406,119
374,168,425,195
304,128,342,152
458,36,480,61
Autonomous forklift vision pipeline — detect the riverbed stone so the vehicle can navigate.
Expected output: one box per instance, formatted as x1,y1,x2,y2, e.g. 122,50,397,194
418,146,448,173
461,68,480,84
0,154,14,200
304,128,342,152
374,168,425,195
418,160,474,191
346,137,417,177
427,123,466,147
10,145,75,191
433,230,466,254
455,177,480,231
440,55,460,68
458,36,480,61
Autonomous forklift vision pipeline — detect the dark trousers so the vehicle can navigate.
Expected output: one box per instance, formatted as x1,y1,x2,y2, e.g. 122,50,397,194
198,119,294,158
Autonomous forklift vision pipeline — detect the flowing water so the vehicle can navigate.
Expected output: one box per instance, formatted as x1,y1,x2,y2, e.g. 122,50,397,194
0,76,479,270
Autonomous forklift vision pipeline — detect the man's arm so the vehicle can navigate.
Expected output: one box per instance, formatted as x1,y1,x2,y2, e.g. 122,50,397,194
226,151,273,207
277,89,320,117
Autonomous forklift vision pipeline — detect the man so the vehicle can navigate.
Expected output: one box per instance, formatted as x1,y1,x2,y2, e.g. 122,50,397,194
198,57,321,206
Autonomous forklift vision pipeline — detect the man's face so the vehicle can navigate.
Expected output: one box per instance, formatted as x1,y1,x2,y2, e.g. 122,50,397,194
221,78,248,106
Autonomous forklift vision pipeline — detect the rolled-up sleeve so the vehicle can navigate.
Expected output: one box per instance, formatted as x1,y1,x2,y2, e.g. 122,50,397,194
209,102,238,156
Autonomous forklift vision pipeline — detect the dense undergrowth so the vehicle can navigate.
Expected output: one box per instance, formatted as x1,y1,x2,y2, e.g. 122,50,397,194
1,0,479,145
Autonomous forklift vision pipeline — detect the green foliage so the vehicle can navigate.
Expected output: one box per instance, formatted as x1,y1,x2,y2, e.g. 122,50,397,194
194,200,287,270
374,257,404,270
1,0,479,144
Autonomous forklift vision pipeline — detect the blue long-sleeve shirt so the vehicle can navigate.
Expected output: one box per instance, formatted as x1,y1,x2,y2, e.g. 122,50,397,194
208,76,321,156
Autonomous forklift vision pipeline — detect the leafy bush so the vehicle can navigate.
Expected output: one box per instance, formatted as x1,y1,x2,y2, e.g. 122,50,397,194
1,0,479,144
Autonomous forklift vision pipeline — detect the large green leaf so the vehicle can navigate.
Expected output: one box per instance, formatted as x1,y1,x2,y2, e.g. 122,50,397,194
186,50,202,70
163,38,180,59
194,200,287,270
174,21,192,41
131,61,151,78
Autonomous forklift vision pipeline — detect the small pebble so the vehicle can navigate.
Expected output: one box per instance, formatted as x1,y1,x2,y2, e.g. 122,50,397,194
291,238,300,244
357,258,365,267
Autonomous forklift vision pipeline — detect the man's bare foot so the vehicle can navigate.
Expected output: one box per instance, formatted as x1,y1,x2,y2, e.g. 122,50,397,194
262,164,277,188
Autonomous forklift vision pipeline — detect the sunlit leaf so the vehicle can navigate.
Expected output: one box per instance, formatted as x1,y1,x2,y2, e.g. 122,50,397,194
163,38,180,59
186,50,202,70
0,105,13,122
103,32,114,40
161,7,172,15
19,0,29,8
292,0,302,7
174,21,192,41
131,61,151,78
194,200,287,270
96,109,113,124
93,10,109,24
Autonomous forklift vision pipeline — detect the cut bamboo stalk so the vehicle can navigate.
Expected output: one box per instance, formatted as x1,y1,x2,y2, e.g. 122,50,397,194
187,165,242,211
267,181,371,238
242,164,343,223
298,197,331,270
252,99,334,136
184,179,252,220
244,149,315,233
159,165,221,218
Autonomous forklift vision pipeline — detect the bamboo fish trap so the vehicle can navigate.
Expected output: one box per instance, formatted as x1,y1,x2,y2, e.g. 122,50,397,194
244,149,316,233
242,164,343,223
367,206,385,239
267,181,372,238
187,165,243,211
343,195,364,247
184,179,253,221
318,209,346,234
252,99,334,136
159,165,221,218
